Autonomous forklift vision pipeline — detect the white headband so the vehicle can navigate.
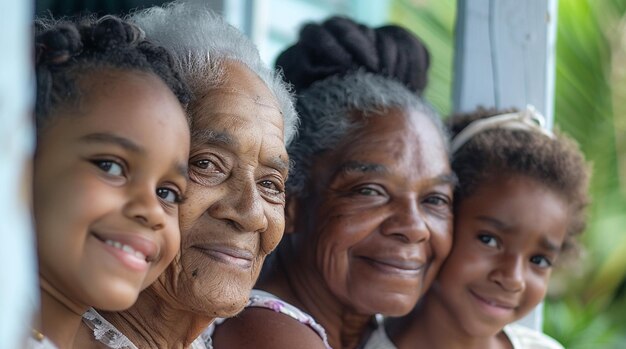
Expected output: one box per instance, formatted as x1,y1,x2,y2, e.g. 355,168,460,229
450,105,554,154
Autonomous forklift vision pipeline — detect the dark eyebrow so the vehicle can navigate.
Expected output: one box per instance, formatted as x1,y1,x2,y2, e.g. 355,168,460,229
191,129,239,148
433,173,458,187
476,216,508,230
267,156,290,176
82,132,188,180
192,128,288,175
541,237,562,253
337,161,389,175
475,216,562,252
80,132,143,154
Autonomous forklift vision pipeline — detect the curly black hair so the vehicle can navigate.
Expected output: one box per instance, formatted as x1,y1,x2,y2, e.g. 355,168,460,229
448,107,590,261
275,16,430,95
34,14,191,131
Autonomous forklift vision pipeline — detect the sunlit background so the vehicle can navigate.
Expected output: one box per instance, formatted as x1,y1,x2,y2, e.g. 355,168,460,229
33,0,626,347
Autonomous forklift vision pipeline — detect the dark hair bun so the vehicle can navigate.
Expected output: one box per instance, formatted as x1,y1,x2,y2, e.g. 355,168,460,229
276,16,430,95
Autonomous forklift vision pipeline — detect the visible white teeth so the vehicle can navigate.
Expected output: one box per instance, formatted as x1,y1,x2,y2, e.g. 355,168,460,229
105,239,147,261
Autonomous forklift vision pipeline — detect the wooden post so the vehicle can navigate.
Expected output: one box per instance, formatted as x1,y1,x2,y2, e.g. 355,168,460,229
0,1,38,347
453,0,559,330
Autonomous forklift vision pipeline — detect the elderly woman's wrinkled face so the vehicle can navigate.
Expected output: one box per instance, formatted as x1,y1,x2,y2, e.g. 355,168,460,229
295,107,454,316
159,61,288,317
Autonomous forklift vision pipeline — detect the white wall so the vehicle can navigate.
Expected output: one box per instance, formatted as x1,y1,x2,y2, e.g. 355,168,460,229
0,1,38,348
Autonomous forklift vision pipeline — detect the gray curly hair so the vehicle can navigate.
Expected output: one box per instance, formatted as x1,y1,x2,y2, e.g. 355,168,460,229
287,71,449,197
129,1,297,144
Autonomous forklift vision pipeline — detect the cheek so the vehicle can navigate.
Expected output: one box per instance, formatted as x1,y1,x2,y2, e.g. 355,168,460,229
428,217,454,260
314,213,381,289
524,273,551,307
162,216,182,266
260,205,285,254
437,246,480,287
179,185,211,232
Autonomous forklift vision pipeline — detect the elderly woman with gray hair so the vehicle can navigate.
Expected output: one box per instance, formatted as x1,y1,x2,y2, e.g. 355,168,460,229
210,17,455,349
72,2,297,349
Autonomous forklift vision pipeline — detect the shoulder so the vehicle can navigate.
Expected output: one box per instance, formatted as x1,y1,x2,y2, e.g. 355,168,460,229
211,307,328,349
503,324,564,349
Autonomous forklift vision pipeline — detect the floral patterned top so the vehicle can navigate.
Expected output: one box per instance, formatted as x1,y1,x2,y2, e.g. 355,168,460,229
82,308,211,349
205,289,332,349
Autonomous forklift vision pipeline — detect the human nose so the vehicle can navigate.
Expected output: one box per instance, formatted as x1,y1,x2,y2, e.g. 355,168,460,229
489,254,525,292
209,176,268,233
123,185,166,231
381,198,430,243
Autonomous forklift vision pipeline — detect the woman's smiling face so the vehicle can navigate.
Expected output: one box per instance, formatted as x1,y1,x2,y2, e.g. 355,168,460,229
293,107,454,316
34,70,189,311
158,61,289,317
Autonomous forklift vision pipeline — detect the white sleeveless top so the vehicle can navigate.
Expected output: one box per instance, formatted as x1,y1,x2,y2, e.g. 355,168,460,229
363,322,564,349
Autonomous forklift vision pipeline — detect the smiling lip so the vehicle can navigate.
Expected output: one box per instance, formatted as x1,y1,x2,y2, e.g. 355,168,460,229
470,290,517,317
92,231,159,272
195,244,254,269
360,256,425,275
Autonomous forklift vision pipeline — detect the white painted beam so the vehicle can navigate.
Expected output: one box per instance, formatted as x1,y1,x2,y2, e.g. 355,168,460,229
0,1,38,348
454,0,557,129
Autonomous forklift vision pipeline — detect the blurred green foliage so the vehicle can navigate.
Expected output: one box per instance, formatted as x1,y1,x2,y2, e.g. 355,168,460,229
389,0,626,347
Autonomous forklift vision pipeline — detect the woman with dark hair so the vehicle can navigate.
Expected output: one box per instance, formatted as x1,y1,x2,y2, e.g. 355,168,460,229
210,16,454,349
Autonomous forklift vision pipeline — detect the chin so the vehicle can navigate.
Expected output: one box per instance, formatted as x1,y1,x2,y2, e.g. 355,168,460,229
183,278,251,318
89,282,141,311
213,299,249,318
359,292,419,317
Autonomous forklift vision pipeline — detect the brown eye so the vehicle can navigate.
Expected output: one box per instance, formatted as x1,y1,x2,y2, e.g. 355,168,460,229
354,184,384,196
92,159,124,176
193,159,217,170
259,179,283,194
423,195,449,206
478,234,498,248
156,187,182,204
530,255,552,268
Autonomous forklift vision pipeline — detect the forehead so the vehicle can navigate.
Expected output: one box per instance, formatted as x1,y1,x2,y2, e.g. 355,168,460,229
190,61,288,167
75,70,188,138
458,175,570,243
331,107,450,179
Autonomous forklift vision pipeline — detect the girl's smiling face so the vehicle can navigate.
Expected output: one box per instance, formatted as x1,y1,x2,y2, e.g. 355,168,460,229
33,70,189,311
431,174,569,337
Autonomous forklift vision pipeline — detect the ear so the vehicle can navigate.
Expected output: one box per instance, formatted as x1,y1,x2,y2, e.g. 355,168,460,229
284,196,299,235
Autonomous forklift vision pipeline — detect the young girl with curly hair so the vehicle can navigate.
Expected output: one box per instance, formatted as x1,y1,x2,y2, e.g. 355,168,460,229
30,15,191,349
